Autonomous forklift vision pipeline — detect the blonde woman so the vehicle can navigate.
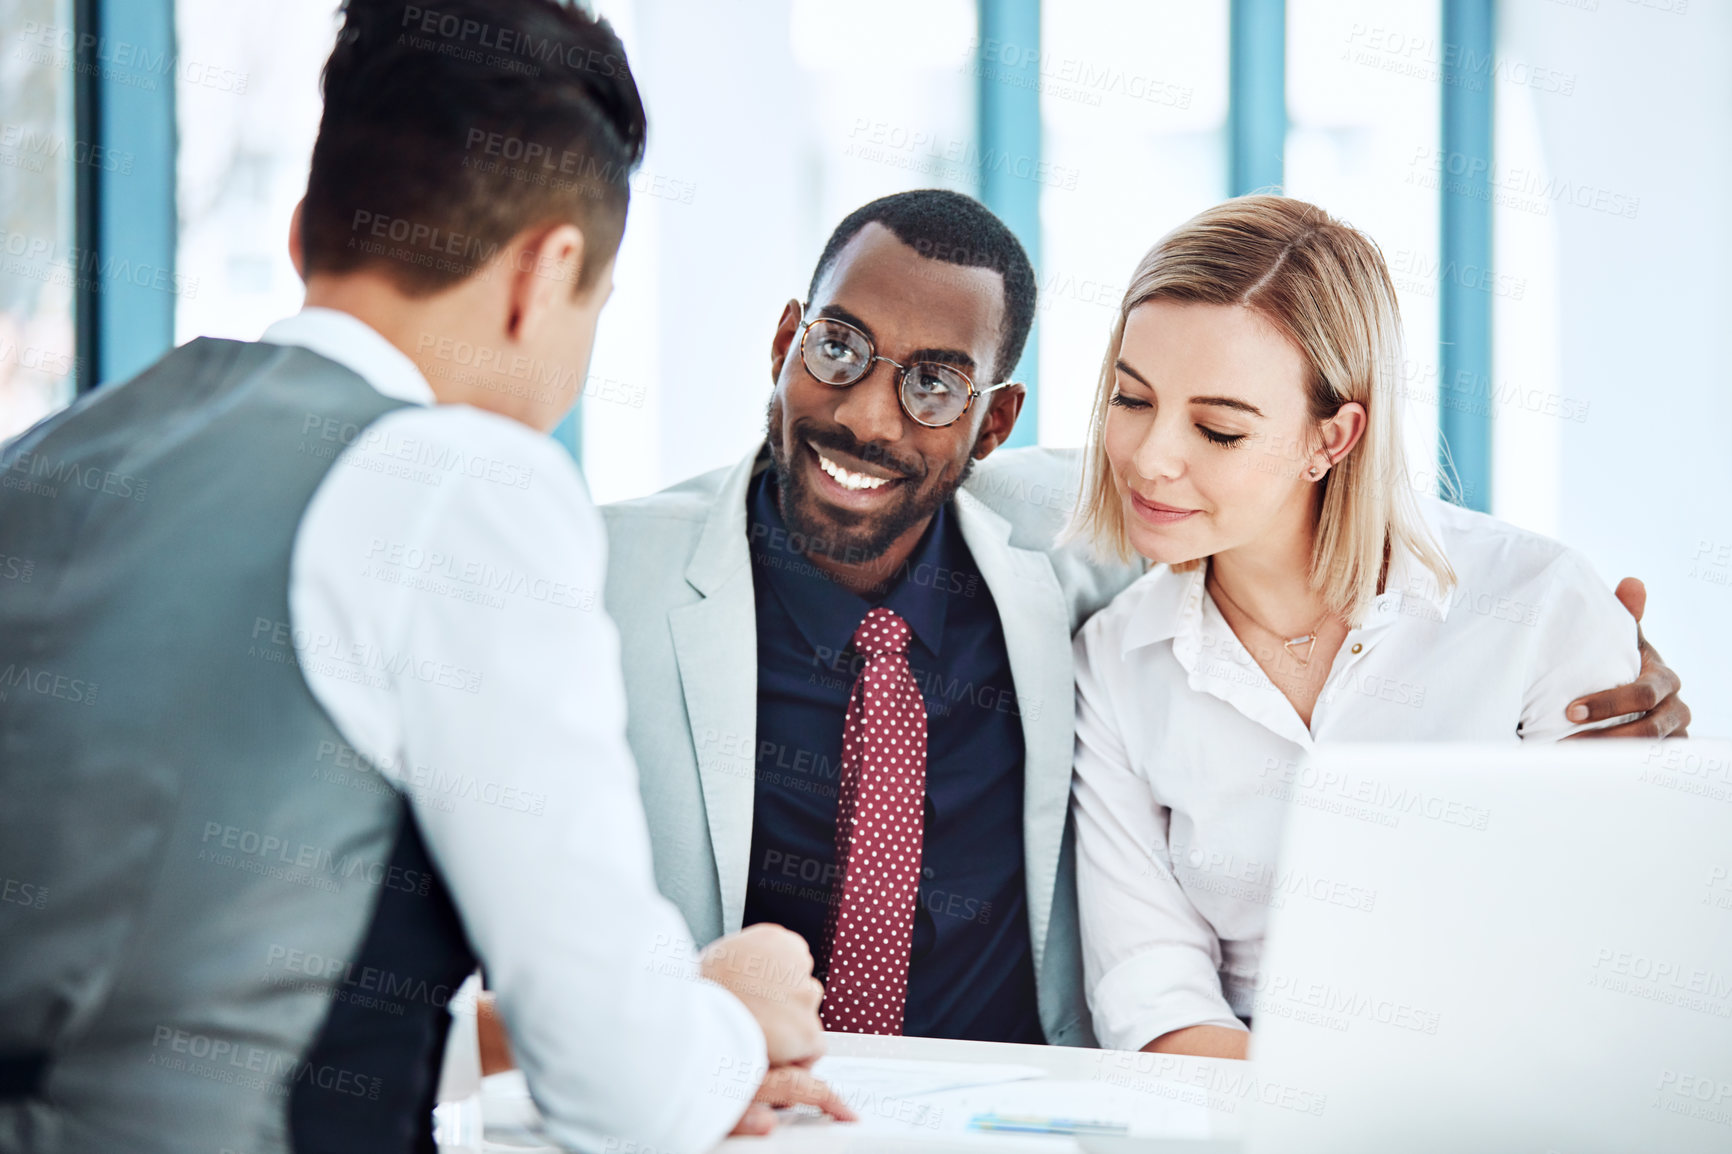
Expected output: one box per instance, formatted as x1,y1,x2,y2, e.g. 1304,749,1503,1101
1069,196,1650,1060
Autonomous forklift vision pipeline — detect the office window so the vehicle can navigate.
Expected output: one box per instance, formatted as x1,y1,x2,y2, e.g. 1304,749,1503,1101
174,0,335,346
1037,0,1229,449
0,0,79,439
1488,5,1571,539
578,0,979,504
1285,0,1444,502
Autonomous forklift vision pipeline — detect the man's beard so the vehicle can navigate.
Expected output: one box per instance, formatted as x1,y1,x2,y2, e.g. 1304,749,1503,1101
765,398,975,567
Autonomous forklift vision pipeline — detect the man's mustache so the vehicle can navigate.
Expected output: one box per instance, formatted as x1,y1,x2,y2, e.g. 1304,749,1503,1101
793,420,924,481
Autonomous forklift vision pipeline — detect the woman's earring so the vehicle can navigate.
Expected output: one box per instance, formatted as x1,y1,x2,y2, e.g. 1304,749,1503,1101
1307,465,1322,479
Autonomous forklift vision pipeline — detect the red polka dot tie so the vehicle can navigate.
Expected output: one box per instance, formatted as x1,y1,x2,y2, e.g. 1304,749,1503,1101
820,607,928,1035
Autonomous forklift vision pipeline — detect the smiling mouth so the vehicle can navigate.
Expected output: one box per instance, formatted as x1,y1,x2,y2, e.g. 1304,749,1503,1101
810,443,902,492
1130,492,1200,524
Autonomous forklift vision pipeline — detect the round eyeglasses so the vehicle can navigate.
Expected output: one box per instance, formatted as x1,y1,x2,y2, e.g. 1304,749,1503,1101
797,315,1014,429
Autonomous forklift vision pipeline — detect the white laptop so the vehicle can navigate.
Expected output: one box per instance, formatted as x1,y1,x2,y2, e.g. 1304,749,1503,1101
1241,740,1732,1154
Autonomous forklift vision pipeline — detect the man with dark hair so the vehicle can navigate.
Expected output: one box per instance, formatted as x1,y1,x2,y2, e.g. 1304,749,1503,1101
593,187,1690,1053
299,0,644,296
599,188,1135,1049
806,193,1039,391
0,2,841,1152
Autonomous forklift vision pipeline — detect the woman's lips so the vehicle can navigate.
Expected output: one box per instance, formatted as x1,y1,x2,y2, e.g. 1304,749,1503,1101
1130,492,1200,525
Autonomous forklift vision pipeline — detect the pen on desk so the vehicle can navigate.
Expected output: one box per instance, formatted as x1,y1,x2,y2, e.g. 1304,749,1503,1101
968,1113,1130,1136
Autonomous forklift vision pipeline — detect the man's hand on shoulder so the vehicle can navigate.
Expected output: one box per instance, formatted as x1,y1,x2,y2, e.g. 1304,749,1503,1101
1566,577,1691,739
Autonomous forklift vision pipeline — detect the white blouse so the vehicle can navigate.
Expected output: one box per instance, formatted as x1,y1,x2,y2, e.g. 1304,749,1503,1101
1071,497,1640,1053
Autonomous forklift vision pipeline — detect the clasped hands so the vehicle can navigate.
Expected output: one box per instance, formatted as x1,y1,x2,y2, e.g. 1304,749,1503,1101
698,923,857,1134
475,924,855,1134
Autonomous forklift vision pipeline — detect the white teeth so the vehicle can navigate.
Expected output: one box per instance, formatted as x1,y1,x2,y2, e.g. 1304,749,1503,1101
816,450,891,492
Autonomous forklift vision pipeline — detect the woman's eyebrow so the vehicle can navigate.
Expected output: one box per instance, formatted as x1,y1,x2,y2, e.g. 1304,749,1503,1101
1190,395,1265,417
1114,358,1151,387
1116,359,1265,418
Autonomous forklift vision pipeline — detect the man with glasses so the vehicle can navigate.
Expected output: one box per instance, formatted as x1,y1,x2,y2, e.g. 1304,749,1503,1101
589,191,1117,1048
586,189,1690,1051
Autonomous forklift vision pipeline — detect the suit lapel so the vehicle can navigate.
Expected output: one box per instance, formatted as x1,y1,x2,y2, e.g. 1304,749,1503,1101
668,450,763,934
953,489,1076,980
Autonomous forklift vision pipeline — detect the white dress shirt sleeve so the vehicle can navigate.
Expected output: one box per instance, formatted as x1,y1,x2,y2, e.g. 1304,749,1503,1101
1516,548,1641,742
1071,624,1248,1053
290,405,763,1154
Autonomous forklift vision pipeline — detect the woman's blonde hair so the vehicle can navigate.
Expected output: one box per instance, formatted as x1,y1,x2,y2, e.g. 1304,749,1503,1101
1069,194,1454,625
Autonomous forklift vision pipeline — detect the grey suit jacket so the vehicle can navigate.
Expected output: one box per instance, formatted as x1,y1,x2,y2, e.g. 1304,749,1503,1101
601,444,1141,1046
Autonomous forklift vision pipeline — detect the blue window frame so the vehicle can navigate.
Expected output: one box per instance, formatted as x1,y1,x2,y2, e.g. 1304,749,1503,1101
1438,0,1495,510
1228,0,1286,198
73,0,178,393
975,0,1042,449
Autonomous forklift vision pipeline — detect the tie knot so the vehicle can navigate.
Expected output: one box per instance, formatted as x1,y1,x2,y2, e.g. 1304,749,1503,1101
852,607,911,658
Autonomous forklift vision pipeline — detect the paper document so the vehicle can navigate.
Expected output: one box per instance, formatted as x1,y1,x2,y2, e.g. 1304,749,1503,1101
797,1059,1212,1140
478,1056,1215,1145
810,1055,1048,1101
941,1079,1212,1138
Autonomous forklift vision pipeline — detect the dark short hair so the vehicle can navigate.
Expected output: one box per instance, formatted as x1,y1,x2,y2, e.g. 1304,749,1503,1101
807,190,1036,383
301,0,646,294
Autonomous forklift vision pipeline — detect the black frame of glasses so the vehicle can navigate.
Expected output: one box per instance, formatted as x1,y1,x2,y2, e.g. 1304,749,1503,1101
796,315,1015,429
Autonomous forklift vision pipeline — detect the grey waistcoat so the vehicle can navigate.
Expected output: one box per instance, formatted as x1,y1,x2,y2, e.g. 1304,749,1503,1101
0,338,476,1154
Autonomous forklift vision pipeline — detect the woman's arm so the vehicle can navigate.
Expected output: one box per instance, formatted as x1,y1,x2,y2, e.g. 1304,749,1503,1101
1519,552,1643,742
1071,628,1249,1055
1143,1025,1250,1060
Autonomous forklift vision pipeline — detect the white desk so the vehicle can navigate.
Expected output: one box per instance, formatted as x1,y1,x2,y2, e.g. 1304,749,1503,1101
454,1033,1247,1152
730,1034,1243,1151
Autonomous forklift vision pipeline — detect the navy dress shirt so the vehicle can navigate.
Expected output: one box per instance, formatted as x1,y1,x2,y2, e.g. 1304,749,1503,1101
741,465,1044,1043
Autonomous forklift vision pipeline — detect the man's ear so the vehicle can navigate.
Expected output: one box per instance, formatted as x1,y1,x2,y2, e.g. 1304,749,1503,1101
505,223,585,343
971,383,1027,461
288,197,306,281
769,299,803,385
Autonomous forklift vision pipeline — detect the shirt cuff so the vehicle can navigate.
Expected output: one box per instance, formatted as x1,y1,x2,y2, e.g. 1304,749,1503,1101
651,978,768,1154
1090,947,1248,1052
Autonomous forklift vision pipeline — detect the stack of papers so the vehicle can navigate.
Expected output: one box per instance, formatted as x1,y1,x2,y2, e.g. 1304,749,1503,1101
470,1056,1217,1148
799,1057,1213,1141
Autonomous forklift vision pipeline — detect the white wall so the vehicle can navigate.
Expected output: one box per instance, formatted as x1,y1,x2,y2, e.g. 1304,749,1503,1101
1498,0,1731,734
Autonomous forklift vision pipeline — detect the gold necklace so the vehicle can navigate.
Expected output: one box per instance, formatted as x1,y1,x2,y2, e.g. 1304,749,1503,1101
1206,569,1328,665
